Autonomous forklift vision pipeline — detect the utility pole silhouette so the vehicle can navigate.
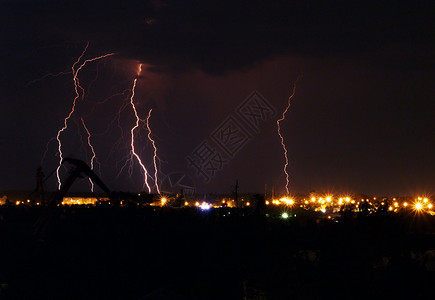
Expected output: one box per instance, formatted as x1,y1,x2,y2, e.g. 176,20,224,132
36,166,45,204
234,180,239,208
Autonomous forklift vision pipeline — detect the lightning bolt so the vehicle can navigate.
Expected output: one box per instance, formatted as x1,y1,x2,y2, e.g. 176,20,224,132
277,76,302,195
93,89,131,138
81,117,97,192
41,137,56,166
128,64,152,193
26,70,72,87
146,109,161,194
55,43,114,189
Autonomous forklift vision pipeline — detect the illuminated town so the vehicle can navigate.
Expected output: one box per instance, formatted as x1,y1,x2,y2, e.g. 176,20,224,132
2,0,434,299
5,192,433,217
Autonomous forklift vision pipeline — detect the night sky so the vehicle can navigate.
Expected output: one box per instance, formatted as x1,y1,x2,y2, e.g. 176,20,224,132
1,0,434,196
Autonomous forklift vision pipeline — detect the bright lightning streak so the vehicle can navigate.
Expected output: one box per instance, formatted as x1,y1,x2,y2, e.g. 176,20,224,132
55,45,89,189
128,67,152,193
81,117,96,192
146,109,160,194
277,76,302,195
55,43,114,190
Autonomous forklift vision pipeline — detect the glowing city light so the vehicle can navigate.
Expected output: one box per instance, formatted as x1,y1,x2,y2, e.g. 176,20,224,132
280,197,294,205
200,202,211,210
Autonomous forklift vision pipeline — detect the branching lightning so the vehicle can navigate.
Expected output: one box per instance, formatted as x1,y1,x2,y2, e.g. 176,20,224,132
26,70,72,87
40,44,162,194
81,117,96,192
277,76,302,195
41,137,56,166
119,64,163,194
146,109,161,194
128,69,152,193
55,43,114,190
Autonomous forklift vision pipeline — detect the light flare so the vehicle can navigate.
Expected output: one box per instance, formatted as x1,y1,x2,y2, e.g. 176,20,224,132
200,202,211,210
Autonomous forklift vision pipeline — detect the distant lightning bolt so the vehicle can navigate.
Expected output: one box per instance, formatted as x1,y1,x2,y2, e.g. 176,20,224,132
277,76,302,195
41,137,56,166
146,109,161,194
128,65,152,193
55,43,114,189
26,70,72,87
81,117,96,192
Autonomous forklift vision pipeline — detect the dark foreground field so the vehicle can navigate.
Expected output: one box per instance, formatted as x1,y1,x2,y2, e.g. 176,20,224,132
1,206,435,299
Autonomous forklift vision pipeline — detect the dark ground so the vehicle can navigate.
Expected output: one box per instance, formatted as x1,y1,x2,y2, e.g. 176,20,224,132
1,205,435,299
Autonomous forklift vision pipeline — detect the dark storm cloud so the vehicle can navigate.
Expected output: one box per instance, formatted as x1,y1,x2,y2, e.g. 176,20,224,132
2,0,434,74
1,0,434,195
